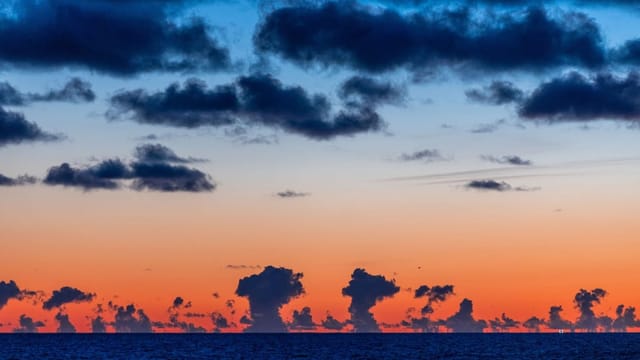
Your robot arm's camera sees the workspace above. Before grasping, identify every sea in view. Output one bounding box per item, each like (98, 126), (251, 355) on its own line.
(0, 333), (639, 359)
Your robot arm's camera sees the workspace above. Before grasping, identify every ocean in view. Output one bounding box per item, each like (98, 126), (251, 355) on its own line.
(0, 333), (639, 359)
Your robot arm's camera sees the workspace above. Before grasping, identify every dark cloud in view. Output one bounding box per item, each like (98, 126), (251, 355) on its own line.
(470, 119), (508, 134)
(399, 149), (446, 162)
(134, 143), (205, 164)
(522, 316), (545, 332)
(55, 312), (76, 333)
(481, 155), (532, 166)
(109, 74), (386, 140)
(574, 288), (606, 331)
(612, 305), (640, 332)
(519, 72), (640, 122)
(43, 286), (95, 310)
(489, 313), (520, 332)
(0, 82), (26, 106)
(466, 81), (524, 105)
(236, 265), (305, 332)
(26, 78), (96, 104)
(13, 315), (45, 333)
(465, 179), (512, 191)
(341, 268), (400, 332)
(414, 284), (455, 315)
(0, 281), (21, 309)
(0, 106), (62, 147)
(255, 3), (605, 75)
(0, 174), (37, 186)
(130, 162), (215, 192)
(321, 314), (346, 331)
(44, 145), (215, 192)
(338, 76), (406, 107)
(0, 0), (230, 75)
(444, 298), (487, 333)
(44, 161), (126, 190)
(548, 305), (573, 330)
(211, 312), (232, 332)
(276, 190), (309, 198)
(114, 304), (153, 333)
(289, 307), (316, 331)
(91, 316), (108, 333)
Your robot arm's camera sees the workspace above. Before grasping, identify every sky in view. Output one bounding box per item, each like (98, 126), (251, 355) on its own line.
(1, 0), (640, 333)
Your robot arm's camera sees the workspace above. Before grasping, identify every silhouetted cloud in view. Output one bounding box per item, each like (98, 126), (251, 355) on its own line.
(574, 288), (606, 331)
(43, 286), (95, 310)
(13, 315), (45, 333)
(43, 145), (215, 192)
(109, 74), (386, 140)
(465, 179), (537, 192)
(0, 106), (62, 147)
(255, 3), (605, 75)
(276, 190), (309, 198)
(399, 149), (446, 162)
(523, 316), (545, 332)
(91, 316), (108, 333)
(466, 81), (524, 105)
(414, 284), (455, 315)
(489, 313), (520, 332)
(114, 304), (153, 333)
(0, 281), (21, 309)
(612, 305), (640, 332)
(0, 78), (95, 106)
(338, 76), (406, 107)
(519, 72), (640, 122)
(134, 144), (206, 164)
(236, 265), (305, 332)
(342, 268), (400, 332)
(55, 312), (76, 333)
(289, 307), (316, 331)
(0, 174), (37, 186)
(481, 155), (532, 166)
(548, 305), (573, 330)
(211, 312), (232, 332)
(130, 162), (215, 192)
(444, 298), (487, 333)
(0, 0), (230, 75)
(321, 314), (346, 331)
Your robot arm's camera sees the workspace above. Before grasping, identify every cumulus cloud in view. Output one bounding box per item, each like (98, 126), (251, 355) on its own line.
(0, 106), (62, 147)
(321, 314), (346, 331)
(338, 76), (406, 107)
(0, 174), (37, 186)
(255, 3), (605, 75)
(466, 81), (524, 105)
(0, 0), (230, 75)
(91, 316), (108, 333)
(0, 281), (22, 309)
(236, 265), (305, 332)
(113, 304), (153, 333)
(444, 298), (487, 333)
(548, 305), (573, 330)
(289, 307), (316, 331)
(211, 312), (233, 332)
(342, 268), (400, 332)
(573, 288), (606, 331)
(134, 144), (205, 164)
(43, 286), (95, 310)
(109, 74), (386, 140)
(522, 316), (545, 332)
(465, 179), (537, 192)
(612, 305), (640, 332)
(13, 315), (45, 333)
(43, 145), (215, 192)
(519, 72), (640, 122)
(55, 312), (76, 333)
(480, 155), (532, 166)
(414, 284), (455, 315)
(489, 313), (520, 332)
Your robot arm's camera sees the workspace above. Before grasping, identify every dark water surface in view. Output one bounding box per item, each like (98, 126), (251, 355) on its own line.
(1, 333), (639, 359)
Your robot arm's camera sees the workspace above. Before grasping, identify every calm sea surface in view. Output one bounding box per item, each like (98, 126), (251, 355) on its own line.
(1, 334), (639, 359)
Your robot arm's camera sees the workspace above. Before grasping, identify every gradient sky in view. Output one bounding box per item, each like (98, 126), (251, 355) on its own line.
(1, 0), (640, 333)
